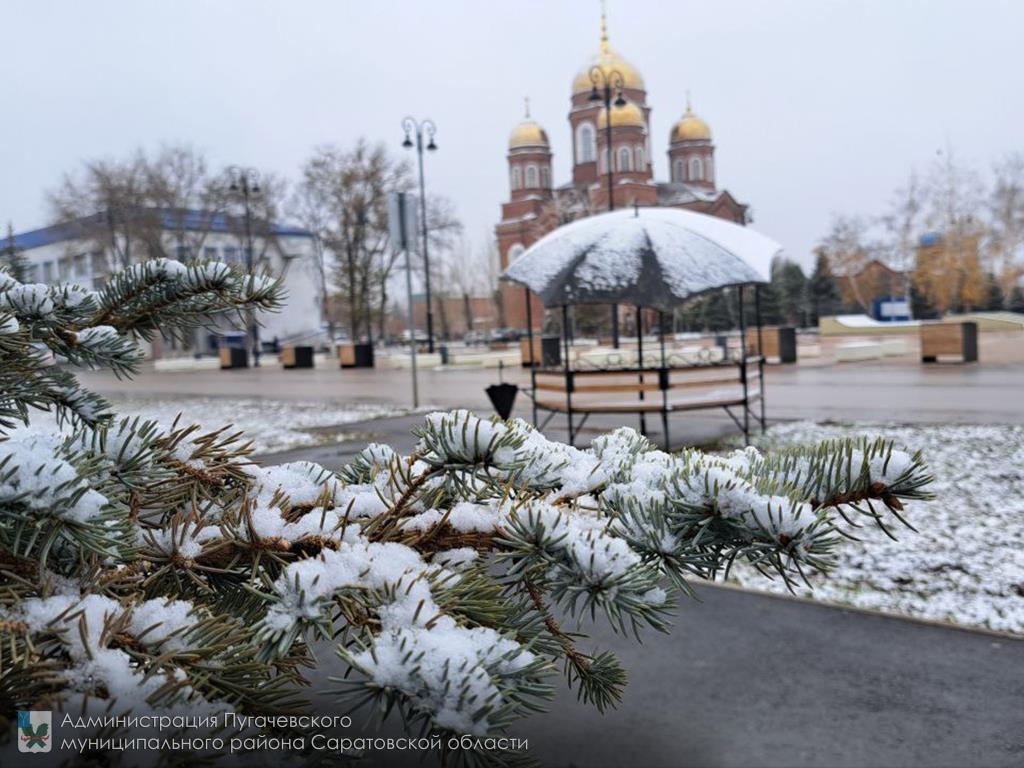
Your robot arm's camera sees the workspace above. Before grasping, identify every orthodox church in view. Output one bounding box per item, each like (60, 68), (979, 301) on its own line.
(496, 10), (750, 329)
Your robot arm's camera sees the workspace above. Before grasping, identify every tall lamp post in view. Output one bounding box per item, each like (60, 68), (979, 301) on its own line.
(227, 166), (262, 366)
(401, 117), (438, 353)
(589, 67), (627, 348)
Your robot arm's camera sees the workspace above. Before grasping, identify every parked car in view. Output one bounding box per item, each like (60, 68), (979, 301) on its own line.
(309, 327), (350, 352)
(489, 327), (522, 342)
(400, 329), (430, 344)
(463, 330), (487, 346)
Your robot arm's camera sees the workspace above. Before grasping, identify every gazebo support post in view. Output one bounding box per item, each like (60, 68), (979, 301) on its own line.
(658, 310), (669, 450)
(737, 286), (749, 444)
(754, 285), (766, 434)
(562, 304), (574, 445)
(525, 287), (537, 427)
(611, 305), (620, 348)
(635, 306), (647, 436)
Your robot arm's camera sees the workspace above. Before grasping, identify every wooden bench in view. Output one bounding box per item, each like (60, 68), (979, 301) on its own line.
(530, 358), (764, 447)
(921, 322), (977, 363)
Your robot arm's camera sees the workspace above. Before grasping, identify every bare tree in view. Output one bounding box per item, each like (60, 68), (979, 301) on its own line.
(376, 193), (457, 342)
(222, 170), (289, 267)
(146, 143), (231, 257)
(288, 181), (334, 346)
(918, 148), (986, 311)
(48, 149), (158, 270)
(418, 195), (464, 340)
(479, 233), (505, 328)
(818, 214), (873, 311)
(46, 144), (286, 276)
(437, 229), (503, 334)
(295, 141), (411, 342)
(880, 168), (923, 301)
(988, 153), (1024, 299)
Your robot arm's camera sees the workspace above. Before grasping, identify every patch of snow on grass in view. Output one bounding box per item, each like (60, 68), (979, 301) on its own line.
(27, 395), (410, 455)
(728, 421), (1024, 635)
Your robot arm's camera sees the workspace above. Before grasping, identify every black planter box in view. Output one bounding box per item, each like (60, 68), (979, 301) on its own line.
(282, 345), (314, 369)
(776, 327), (797, 363)
(219, 347), (248, 369)
(339, 342), (375, 368)
(921, 321), (978, 363)
(747, 326), (797, 364)
(521, 335), (562, 368)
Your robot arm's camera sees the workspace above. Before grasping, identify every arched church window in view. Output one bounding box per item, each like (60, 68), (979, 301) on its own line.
(511, 166), (522, 190)
(674, 159), (684, 182)
(618, 147), (632, 172)
(540, 166), (549, 188)
(577, 122), (596, 163)
(690, 156), (704, 181)
(705, 156), (714, 182)
(634, 145), (644, 171)
(525, 165), (538, 188)
(508, 243), (525, 265)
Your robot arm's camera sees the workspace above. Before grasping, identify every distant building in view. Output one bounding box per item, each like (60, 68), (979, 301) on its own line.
(833, 257), (910, 318)
(407, 294), (498, 340)
(6, 209), (321, 357)
(496, 9), (752, 329)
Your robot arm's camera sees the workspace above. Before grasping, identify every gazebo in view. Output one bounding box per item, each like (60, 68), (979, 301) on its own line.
(502, 207), (782, 448)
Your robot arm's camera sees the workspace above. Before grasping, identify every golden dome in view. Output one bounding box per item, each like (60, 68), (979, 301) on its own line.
(671, 100), (712, 142)
(598, 100), (645, 129)
(509, 118), (549, 149)
(571, 11), (645, 96)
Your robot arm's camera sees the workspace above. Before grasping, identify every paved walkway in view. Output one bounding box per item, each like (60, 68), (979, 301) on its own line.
(329, 583), (1024, 768)
(76, 352), (1024, 767)
(80, 355), (1024, 453)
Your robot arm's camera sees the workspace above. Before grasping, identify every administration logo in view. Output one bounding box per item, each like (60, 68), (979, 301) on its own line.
(18, 711), (52, 753)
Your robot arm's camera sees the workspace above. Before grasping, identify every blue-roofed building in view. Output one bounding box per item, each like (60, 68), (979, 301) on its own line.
(6, 208), (323, 358)
(6, 209), (315, 253)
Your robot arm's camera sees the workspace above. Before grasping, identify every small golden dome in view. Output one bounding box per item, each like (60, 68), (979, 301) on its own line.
(671, 101), (712, 142)
(571, 11), (645, 96)
(598, 100), (645, 129)
(509, 118), (549, 150)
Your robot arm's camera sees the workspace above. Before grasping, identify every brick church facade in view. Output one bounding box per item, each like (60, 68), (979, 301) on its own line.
(495, 11), (751, 329)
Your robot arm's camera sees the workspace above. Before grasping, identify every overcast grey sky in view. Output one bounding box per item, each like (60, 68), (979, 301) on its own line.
(2, 0), (1021, 267)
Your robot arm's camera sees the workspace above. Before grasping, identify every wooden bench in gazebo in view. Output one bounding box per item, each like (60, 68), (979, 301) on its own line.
(531, 357), (764, 447)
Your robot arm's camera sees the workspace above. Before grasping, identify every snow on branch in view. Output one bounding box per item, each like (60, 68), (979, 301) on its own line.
(0, 260), (283, 428)
(0, 259), (934, 764)
(1, 406), (934, 761)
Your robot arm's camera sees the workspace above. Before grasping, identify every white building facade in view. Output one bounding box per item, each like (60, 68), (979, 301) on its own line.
(7, 209), (323, 358)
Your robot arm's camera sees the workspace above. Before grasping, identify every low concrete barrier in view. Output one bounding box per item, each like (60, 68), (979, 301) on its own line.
(836, 341), (883, 362)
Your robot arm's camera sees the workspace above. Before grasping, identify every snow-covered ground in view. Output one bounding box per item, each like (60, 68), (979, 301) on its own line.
(29, 396), (410, 455)
(726, 422), (1024, 635)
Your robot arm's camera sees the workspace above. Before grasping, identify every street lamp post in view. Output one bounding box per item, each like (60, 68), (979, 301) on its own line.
(227, 166), (262, 367)
(401, 117), (438, 353)
(588, 66), (627, 348)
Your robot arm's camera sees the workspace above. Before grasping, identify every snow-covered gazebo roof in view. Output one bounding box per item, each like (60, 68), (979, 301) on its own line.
(503, 207), (781, 311)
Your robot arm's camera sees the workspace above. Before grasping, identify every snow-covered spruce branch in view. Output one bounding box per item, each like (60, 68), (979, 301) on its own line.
(0, 258), (934, 763)
(0, 261), (283, 426)
(92, 258), (282, 341)
(2, 406), (934, 762)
